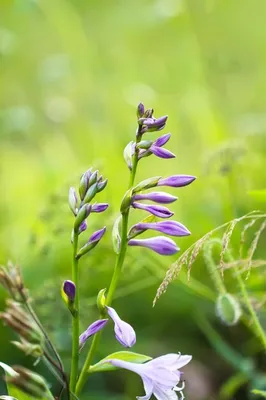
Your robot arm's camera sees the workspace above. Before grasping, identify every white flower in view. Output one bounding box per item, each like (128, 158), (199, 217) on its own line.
(108, 353), (191, 400)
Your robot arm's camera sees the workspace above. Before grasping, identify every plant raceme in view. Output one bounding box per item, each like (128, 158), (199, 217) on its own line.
(0, 103), (195, 400)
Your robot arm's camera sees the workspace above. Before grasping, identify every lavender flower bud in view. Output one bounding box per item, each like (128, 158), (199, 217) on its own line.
(133, 176), (161, 193)
(97, 178), (108, 193)
(150, 145), (176, 159)
(106, 306), (136, 348)
(68, 187), (78, 215)
(89, 170), (99, 186)
(128, 236), (179, 255)
(158, 175), (196, 188)
(79, 220), (87, 234)
(141, 116), (168, 133)
(74, 204), (91, 232)
(79, 319), (108, 351)
(76, 227), (106, 258)
(132, 202), (174, 218)
(129, 220), (191, 238)
(153, 133), (171, 147)
(137, 102), (145, 118)
(91, 203), (109, 213)
(83, 182), (98, 203)
(133, 192), (177, 204)
(79, 169), (92, 200)
(63, 280), (76, 302)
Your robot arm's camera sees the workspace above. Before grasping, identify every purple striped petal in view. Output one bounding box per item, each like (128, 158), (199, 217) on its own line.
(132, 202), (173, 218)
(153, 133), (171, 147)
(128, 236), (179, 255)
(158, 175), (196, 188)
(132, 221), (191, 237)
(150, 146), (176, 159)
(91, 203), (109, 213)
(79, 319), (108, 350)
(79, 220), (87, 234)
(133, 192), (177, 204)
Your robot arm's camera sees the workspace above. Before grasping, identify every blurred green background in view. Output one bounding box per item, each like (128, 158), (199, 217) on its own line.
(1, 0), (266, 399)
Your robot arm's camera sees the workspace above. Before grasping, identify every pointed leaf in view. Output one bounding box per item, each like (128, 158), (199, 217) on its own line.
(89, 351), (152, 373)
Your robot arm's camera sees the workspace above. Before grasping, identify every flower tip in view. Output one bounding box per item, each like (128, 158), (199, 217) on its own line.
(63, 280), (76, 302)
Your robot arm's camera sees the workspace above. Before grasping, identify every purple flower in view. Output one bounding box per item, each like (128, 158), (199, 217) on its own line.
(140, 116), (168, 134)
(89, 226), (106, 244)
(137, 103), (145, 118)
(150, 146), (176, 159)
(91, 203), (109, 213)
(63, 280), (76, 302)
(158, 175), (196, 188)
(133, 192), (177, 204)
(79, 220), (87, 234)
(107, 353), (192, 400)
(153, 133), (171, 147)
(128, 236), (179, 255)
(79, 319), (108, 350)
(106, 306), (136, 348)
(131, 221), (191, 237)
(132, 202), (174, 219)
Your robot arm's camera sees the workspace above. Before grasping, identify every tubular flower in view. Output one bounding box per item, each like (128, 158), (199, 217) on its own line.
(132, 202), (174, 219)
(106, 306), (136, 348)
(129, 221), (190, 238)
(79, 319), (108, 350)
(128, 236), (179, 256)
(157, 175), (196, 188)
(107, 353), (192, 400)
(133, 192), (177, 204)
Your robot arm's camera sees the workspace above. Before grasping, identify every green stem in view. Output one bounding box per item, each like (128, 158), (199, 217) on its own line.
(75, 136), (140, 396)
(70, 233), (80, 392)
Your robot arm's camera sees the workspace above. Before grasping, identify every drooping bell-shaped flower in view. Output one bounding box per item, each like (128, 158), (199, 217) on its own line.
(128, 236), (179, 256)
(79, 319), (108, 351)
(106, 306), (136, 348)
(107, 353), (192, 400)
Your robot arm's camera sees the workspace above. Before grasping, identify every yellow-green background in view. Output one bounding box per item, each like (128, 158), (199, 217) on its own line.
(1, 0), (266, 399)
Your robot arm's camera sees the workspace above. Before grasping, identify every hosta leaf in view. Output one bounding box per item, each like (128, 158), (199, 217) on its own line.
(89, 351), (152, 373)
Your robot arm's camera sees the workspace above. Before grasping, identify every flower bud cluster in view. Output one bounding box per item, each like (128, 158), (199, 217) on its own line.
(124, 103), (196, 256)
(68, 168), (109, 257)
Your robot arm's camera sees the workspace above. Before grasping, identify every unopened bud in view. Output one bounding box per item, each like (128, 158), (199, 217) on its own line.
(137, 140), (153, 150)
(68, 187), (78, 215)
(132, 176), (161, 193)
(143, 108), (154, 118)
(97, 178), (108, 193)
(89, 170), (98, 186)
(97, 288), (106, 313)
(216, 293), (242, 326)
(137, 103), (145, 118)
(123, 141), (134, 171)
(76, 227), (106, 259)
(83, 182), (98, 204)
(79, 169), (92, 200)
(74, 204), (91, 232)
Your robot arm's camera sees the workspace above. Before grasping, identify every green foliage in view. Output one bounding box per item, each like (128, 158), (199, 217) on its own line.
(89, 351), (152, 373)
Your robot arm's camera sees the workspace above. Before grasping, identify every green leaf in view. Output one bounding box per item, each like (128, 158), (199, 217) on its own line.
(89, 351), (152, 373)
(249, 190), (266, 202)
(252, 389), (266, 398)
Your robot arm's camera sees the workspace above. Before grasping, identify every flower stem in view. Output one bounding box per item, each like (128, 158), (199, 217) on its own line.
(70, 233), (80, 392)
(75, 139), (140, 396)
